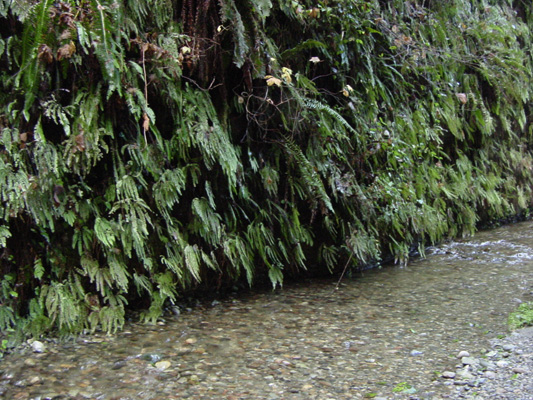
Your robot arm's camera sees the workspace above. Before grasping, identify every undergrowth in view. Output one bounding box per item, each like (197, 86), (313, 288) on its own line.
(0, 0), (531, 337)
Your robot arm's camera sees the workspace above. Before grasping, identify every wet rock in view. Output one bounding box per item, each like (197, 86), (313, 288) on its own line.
(155, 360), (171, 370)
(28, 376), (42, 385)
(24, 358), (37, 367)
(140, 353), (162, 363)
(13, 379), (27, 387)
(111, 360), (127, 370)
(173, 346), (192, 355)
(31, 341), (45, 353)
(247, 361), (263, 369)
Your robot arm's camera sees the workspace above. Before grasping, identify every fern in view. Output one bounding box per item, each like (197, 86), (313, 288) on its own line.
(17, 0), (54, 119)
(283, 138), (333, 212)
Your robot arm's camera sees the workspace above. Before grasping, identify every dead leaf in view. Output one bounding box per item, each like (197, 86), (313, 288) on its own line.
(38, 44), (54, 64)
(142, 113), (150, 132)
(308, 7), (319, 18)
(57, 41), (76, 60)
(75, 134), (86, 152)
(455, 93), (467, 104)
(342, 85), (354, 97)
(59, 29), (72, 41)
(265, 75), (282, 87)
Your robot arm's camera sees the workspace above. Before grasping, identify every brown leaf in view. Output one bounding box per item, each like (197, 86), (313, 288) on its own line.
(455, 93), (467, 104)
(142, 113), (150, 132)
(38, 44), (54, 64)
(59, 29), (72, 41)
(57, 41), (76, 60)
(308, 7), (320, 18)
(75, 134), (86, 152)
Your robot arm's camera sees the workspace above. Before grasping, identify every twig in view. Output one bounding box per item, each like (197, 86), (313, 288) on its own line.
(333, 252), (353, 293)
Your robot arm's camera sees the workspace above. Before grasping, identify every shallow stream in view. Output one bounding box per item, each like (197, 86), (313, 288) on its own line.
(1, 221), (533, 399)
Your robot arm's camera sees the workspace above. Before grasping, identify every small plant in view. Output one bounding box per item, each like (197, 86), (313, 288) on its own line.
(0, 338), (8, 359)
(364, 393), (377, 398)
(392, 382), (416, 394)
(508, 302), (533, 330)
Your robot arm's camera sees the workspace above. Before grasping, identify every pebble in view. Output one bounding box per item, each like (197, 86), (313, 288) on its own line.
(456, 369), (475, 381)
(461, 356), (478, 366)
(496, 360), (509, 368)
(484, 371), (496, 379)
(23, 358), (37, 366)
(155, 360), (171, 370)
(28, 376), (41, 385)
(457, 350), (470, 358)
(1, 227), (532, 400)
(112, 360), (127, 370)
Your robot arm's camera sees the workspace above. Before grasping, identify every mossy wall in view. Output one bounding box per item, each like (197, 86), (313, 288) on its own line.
(0, 0), (531, 336)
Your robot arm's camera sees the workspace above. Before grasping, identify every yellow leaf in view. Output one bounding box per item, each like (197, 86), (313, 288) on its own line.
(342, 85), (354, 97)
(265, 75), (282, 87)
(281, 67), (293, 84)
(281, 67), (292, 75)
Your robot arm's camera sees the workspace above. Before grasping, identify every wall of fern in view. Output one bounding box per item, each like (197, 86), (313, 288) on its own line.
(0, 0), (531, 337)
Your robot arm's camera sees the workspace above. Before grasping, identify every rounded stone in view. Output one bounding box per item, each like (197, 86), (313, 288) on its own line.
(442, 371), (456, 379)
(484, 371), (496, 379)
(496, 360), (509, 368)
(31, 341), (45, 353)
(461, 356), (478, 366)
(155, 360), (171, 370)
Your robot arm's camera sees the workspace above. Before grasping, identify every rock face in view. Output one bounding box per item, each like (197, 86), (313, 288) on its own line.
(449, 327), (533, 399)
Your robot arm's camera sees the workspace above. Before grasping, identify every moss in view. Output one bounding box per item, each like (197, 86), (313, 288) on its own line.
(509, 302), (533, 330)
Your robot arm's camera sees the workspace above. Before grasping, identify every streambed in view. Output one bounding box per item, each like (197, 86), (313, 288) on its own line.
(1, 221), (533, 399)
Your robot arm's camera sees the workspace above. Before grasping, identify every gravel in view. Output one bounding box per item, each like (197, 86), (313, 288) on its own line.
(451, 326), (533, 400)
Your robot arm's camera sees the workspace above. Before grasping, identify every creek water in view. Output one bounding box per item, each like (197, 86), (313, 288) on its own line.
(1, 222), (533, 400)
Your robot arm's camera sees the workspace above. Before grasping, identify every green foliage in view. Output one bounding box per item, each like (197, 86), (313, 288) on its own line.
(0, 0), (531, 337)
(508, 302), (533, 330)
(392, 381), (416, 394)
